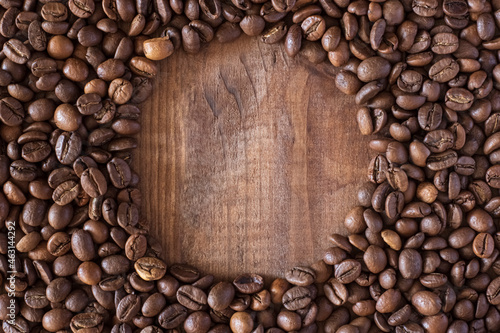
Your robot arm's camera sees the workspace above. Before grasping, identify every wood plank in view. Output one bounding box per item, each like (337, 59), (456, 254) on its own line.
(135, 35), (372, 280)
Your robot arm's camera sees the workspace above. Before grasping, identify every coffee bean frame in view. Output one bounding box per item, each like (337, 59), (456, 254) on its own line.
(0, 1), (499, 333)
(137, 36), (370, 280)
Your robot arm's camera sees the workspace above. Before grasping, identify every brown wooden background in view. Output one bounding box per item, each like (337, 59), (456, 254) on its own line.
(134, 35), (371, 280)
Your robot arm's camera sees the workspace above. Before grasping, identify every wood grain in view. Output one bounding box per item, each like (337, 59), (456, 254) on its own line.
(135, 35), (371, 280)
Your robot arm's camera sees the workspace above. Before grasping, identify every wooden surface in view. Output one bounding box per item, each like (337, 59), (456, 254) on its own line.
(134, 35), (371, 280)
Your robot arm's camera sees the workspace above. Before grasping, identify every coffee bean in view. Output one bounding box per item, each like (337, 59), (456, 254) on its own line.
(282, 286), (312, 310)
(130, 56), (158, 78)
(445, 88), (474, 111)
(301, 15), (325, 41)
(46, 277), (72, 303)
(70, 313), (104, 333)
(71, 229), (95, 261)
(285, 266), (316, 286)
(324, 278), (348, 306)
(24, 287), (49, 309)
(233, 273), (264, 294)
(55, 132), (82, 165)
(135, 256), (167, 281)
(411, 291), (442, 316)
(117, 294), (142, 322)
(176, 285), (208, 310)
(357, 57), (391, 82)
(334, 259), (362, 284)
(399, 249), (422, 279)
(42, 308), (72, 332)
(376, 288), (401, 313)
(0, 97), (24, 126)
(363, 245), (387, 274)
(80, 167), (107, 198)
(277, 310), (301, 331)
(473, 233), (494, 258)
(185, 311), (212, 333)
(4, 39), (30, 64)
(208, 281), (235, 310)
(230, 311), (254, 333)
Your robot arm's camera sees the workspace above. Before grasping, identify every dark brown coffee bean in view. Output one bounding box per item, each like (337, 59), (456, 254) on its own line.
(42, 309), (72, 332)
(158, 304), (188, 329)
(473, 233), (494, 259)
(323, 278), (348, 306)
(467, 208), (493, 232)
(0, 97), (24, 126)
(70, 313), (104, 333)
(55, 132), (82, 165)
(233, 273), (264, 294)
(0, 7), (19, 38)
(24, 287), (49, 309)
(129, 56), (158, 77)
(117, 294), (142, 322)
(374, 288), (400, 314)
(431, 32), (459, 54)
(71, 229), (95, 262)
(334, 259), (361, 284)
(429, 57), (459, 83)
(399, 249), (422, 279)
(177, 285), (208, 310)
(285, 266), (316, 286)
(4, 39), (30, 64)
(411, 291), (442, 317)
(426, 150), (458, 171)
(283, 286), (312, 310)
(208, 281), (235, 311)
(46, 277), (72, 303)
(80, 167), (107, 198)
(357, 57), (391, 82)
(28, 20), (47, 52)
(106, 157), (132, 189)
(100, 254), (130, 276)
(363, 245), (387, 274)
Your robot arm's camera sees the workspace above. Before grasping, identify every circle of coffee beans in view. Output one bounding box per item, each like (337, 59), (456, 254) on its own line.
(1, 0), (500, 332)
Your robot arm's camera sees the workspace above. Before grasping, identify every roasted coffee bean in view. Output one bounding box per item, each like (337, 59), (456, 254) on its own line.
(208, 282), (235, 311)
(429, 58), (459, 83)
(0, 97), (24, 126)
(357, 57), (391, 82)
(4, 39), (30, 64)
(159, 304), (188, 329)
(70, 313), (104, 333)
(445, 88), (474, 111)
(285, 266), (316, 286)
(431, 33), (459, 54)
(233, 273), (264, 293)
(55, 132), (82, 165)
(282, 286), (312, 310)
(124, 234), (147, 261)
(335, 259), (362, 284)
(42, 308), (72, 332)
(24, 287), (49, 309)
(177, 285), (208, 310)
(399, 249), (422, 279)
(411, 291), (442, 317)
(117, 294), (142, 322)
(80, 167), (107, 198)
(135, 257), (167, 281)
(473, 233), (494, 259)
(323, 278), (348, 305)
(71, 229), (95, 262)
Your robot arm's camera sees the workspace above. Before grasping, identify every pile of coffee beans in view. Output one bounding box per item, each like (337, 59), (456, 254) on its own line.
(1, 0), (500, 332)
